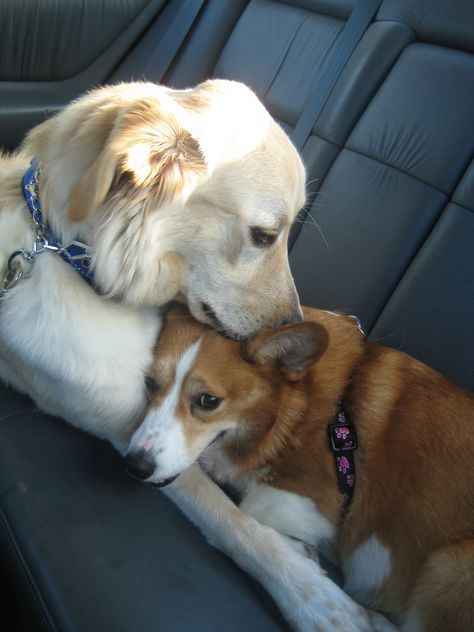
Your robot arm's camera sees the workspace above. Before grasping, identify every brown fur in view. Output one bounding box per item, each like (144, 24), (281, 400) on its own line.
(149, 305), (474, 628)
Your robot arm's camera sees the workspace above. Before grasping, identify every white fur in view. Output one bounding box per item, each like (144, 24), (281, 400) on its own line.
(344, 535), (392, 603)
(165, 464), (378, 632)
(0, 250), (160, 453)
(239, 484), (335, 547)
(0, 80), (304, 448)
(129, 338), (202, 481)
(201, 441), (244, 483)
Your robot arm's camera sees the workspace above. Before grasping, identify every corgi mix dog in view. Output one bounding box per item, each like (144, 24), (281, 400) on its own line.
(127, 305), (474, 631)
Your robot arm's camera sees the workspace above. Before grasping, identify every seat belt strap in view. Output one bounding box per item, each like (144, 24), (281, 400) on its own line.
(291, 0), (382, 149)
(143, 0), (206, 81)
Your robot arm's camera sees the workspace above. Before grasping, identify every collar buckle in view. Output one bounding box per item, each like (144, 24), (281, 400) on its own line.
(328, 422), (357, 453)
(1, 160), (95, 301)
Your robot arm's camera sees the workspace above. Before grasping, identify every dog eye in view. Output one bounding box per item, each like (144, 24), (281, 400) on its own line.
(250, 226), (277, 247)
(144, 376), (159, 399)
(195, 393), (221, 411)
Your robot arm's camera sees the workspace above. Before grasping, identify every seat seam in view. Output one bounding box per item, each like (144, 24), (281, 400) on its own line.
(450, 200), (474, 214)
(367, 196), (472, 337)
(263, 9), (312, 102)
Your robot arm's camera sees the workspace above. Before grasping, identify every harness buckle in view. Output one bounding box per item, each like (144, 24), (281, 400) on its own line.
(328, 423), (358, 452)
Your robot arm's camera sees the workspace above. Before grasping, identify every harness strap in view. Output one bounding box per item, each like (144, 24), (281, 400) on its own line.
(138, 0), (206, 83)
(328, 406), (358, 507)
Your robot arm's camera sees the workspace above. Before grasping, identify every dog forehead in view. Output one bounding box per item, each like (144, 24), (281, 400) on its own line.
(190, 334), (265, 396)
(157, 321), (249, 391)
(202, 152), (304, 228)
(154, 308), (206, 364)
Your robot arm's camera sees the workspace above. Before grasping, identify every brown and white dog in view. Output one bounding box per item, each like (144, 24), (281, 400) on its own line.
(128, 305), (474, 632)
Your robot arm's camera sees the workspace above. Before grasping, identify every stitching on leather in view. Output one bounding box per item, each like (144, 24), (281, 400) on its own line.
(0, 506), (57, 632)
(263, 9), (312, 102)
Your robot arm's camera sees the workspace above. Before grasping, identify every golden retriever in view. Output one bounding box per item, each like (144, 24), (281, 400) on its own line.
(0, 79), (304, 449)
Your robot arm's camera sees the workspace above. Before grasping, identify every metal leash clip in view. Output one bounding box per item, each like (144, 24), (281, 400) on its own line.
(1, 250), (31, 298)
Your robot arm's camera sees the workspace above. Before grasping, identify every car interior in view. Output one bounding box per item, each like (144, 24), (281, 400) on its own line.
(0, 0), (473, 630)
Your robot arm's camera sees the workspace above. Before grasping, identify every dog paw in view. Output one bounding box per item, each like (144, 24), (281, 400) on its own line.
(272, 555), (374, 632)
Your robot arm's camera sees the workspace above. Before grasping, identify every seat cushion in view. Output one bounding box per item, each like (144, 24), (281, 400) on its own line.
(0, 386), (287, 632)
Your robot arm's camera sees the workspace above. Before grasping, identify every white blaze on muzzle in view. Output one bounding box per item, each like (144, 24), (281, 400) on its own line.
(129, 337), (202, 482)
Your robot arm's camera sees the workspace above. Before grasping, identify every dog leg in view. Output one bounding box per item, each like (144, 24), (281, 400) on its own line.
(402, 539), (474, 632)
(164, 463), (379, 632)
(279, 534), (320, 561)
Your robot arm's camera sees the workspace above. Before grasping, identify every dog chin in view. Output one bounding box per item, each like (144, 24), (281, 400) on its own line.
(189, 300), (257, 340)
(187, 300), (241, 339)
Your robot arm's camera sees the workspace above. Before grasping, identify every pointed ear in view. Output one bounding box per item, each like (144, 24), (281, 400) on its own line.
(68, 99), (207, 222)
(242, 322), (328, 379)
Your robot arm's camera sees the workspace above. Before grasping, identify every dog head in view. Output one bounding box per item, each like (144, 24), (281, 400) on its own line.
(25, 80), (305, 337)
(126, 305), (329, 486)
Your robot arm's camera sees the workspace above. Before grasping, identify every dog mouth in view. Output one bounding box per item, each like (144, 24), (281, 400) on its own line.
(200, 302), (243, 340)
(149, 475), (179, 488)
(208, 430), (227, 447)
(200, 302), (221, 327)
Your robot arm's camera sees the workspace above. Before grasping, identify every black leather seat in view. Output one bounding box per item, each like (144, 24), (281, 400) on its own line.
(0, 0), (473, 630)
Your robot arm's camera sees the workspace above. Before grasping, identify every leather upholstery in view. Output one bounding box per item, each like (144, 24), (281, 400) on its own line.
(0, 0), (167, 149)
(0, 0), (473, 629)
(0, 404), (286, 631)
(0, 0), (152, 81)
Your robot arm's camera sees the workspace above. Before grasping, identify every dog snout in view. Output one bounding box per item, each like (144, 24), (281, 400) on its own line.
(125, 449), (155, 481)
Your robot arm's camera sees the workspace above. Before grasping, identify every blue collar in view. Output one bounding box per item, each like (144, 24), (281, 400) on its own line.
(22, 161), (94, 285)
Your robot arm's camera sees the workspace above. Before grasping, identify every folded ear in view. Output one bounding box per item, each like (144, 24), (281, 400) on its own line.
(68, 148), (119, 222)
(69, 99), (207, 222)
(241, 322), (328, 379)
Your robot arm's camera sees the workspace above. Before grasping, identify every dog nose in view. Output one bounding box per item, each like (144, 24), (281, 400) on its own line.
(125, 449), (155, 480)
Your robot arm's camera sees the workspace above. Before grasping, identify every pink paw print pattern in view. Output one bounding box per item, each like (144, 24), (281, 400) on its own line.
(337, 456), (350, 474)
(329, 410), (357, 507)
(336, 426), (350, 440)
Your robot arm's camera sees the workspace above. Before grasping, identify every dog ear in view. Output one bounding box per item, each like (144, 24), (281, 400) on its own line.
(68, 99), (207, 222)
(68, 148), (119, 222)
(242, 322), (328, 379)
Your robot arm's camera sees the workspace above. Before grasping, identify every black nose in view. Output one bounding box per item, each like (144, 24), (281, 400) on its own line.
(125, 449), (155, 481)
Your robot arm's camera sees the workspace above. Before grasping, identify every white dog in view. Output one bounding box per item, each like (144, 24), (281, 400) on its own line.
(0, 79), (304, 449)
(0, 80), (358, 630)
